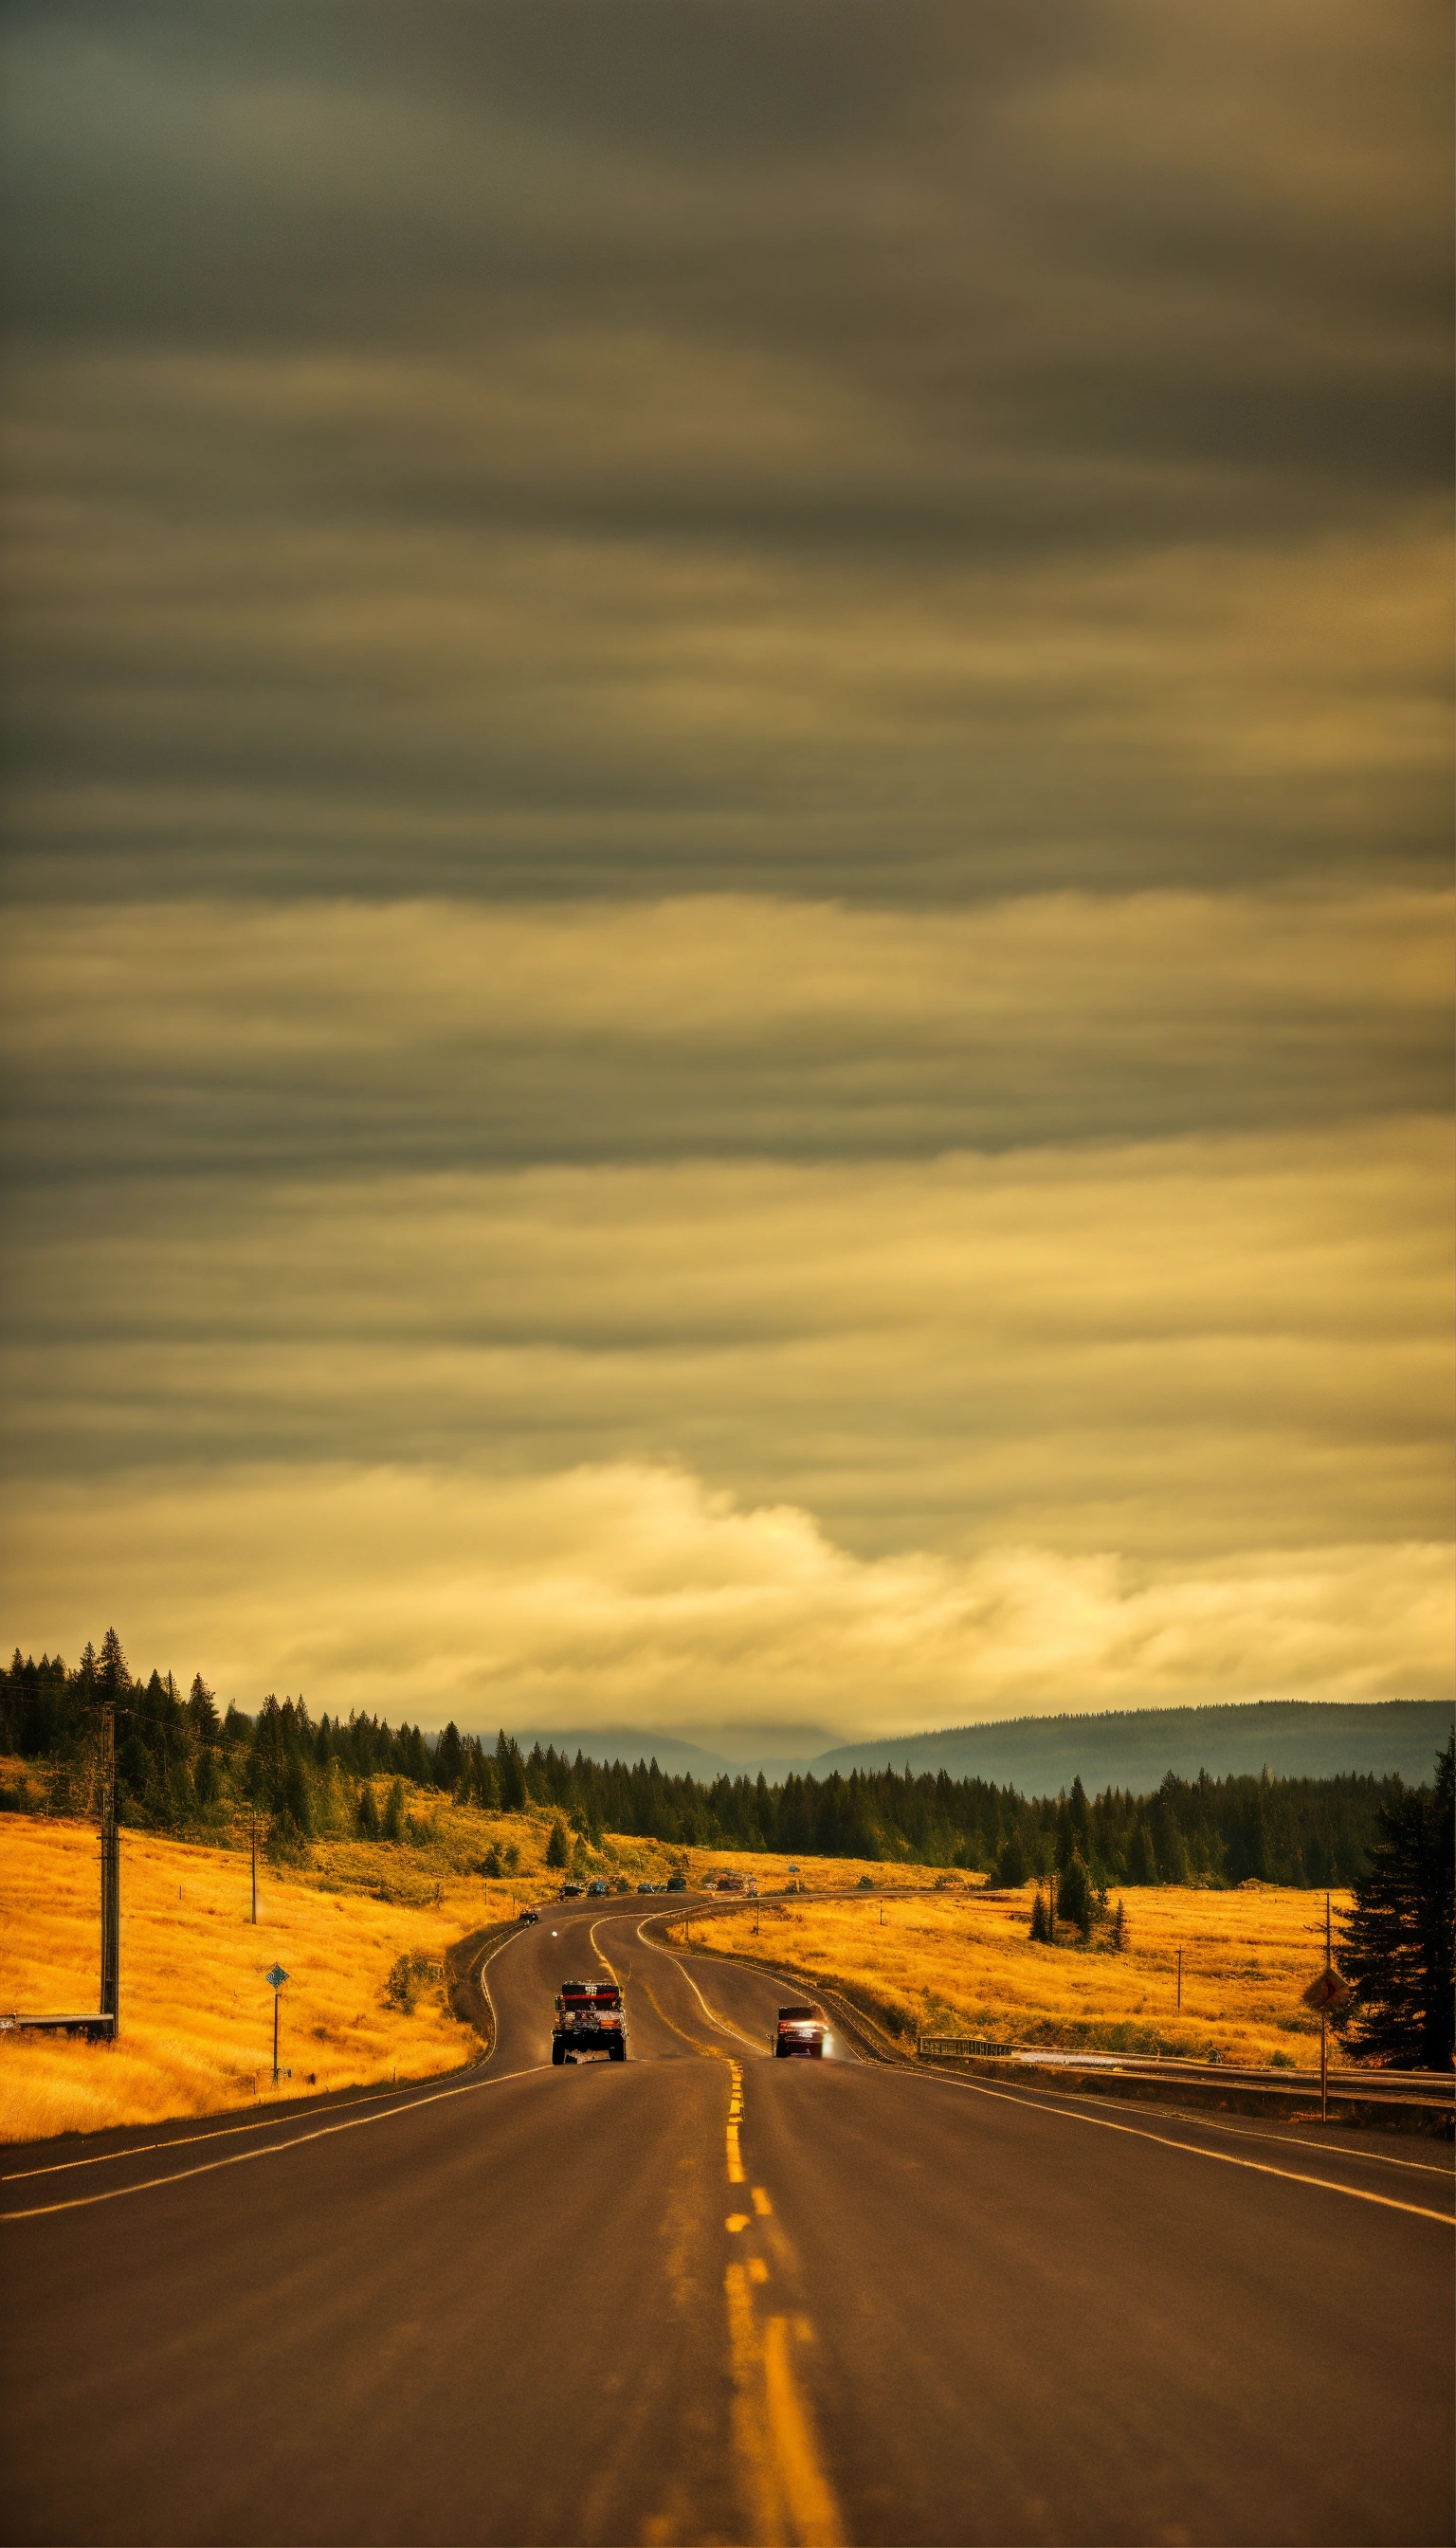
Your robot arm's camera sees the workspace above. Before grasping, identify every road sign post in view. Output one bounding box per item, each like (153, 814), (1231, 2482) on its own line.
(265, 1963), (289, 2084)
(1301, 1899), (1351, 2122)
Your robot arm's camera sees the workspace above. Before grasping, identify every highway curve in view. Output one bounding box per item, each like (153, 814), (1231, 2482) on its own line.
(1, 1898), (1451, 2546)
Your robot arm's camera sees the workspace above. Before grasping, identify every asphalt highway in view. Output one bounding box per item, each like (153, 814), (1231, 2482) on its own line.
(2, 1900), (1451, 2546)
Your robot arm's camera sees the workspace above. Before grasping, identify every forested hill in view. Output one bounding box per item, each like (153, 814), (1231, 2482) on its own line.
(812, 1700), (1454, 1793)
(3, 1636), (1449, 1891)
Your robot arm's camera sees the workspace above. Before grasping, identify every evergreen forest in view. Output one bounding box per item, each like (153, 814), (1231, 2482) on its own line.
(0, 1633), (1432, 1892)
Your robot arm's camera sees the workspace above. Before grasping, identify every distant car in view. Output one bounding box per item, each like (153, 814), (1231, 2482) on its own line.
(518, 1908), (538, 1925)
(587, 1880), (608, 1896)
(560, 1883), (584, 1899)
(637, 1881), (655, 1893)
(665, 1874), (686, 1891)
(774, 2004), (828, 2059)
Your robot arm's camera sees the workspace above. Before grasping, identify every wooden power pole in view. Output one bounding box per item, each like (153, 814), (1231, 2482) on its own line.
(99, 1697), (119, 2034)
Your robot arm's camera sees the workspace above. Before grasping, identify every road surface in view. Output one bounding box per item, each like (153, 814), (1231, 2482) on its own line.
(2, 1899), (1451, 2545)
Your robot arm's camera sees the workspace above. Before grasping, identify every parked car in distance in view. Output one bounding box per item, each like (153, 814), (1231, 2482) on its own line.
(665, 1874), (687, 1891)
(518, 1908), (538, 1925)
(560, 1882), (584, 1899)
(587, 1879), (608, 1895)
(774, 2004), (828, 2059)
(637, 1881), (655, 1893)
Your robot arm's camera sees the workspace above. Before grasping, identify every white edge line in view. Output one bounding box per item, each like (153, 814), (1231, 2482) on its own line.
(904, 2063), (1455, 2227)
(634, 1918), (768, 2053)
(1, 1922), (530, 2210)
(2, 1924), (524, 2189)
(2, 2062), (546, 2222)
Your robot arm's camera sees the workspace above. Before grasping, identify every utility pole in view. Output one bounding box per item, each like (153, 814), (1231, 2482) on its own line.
(99, 1696), (119, 2034)
(251, 1807), (258, 1923)
(1321, 1892), (1330, 2124)
(1176, 1946), (1182, 2011)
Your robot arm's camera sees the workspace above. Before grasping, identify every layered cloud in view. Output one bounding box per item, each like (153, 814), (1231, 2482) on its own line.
(0, 9), (1449, 1737)
(3, 1459), (1449, 1738)
(2, 4), (1448, 902)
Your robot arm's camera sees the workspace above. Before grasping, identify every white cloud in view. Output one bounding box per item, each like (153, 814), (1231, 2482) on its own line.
(2, 1459), (1448, 1738)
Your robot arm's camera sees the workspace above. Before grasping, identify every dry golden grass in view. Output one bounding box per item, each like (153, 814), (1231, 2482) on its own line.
(0, 1788), (779, 2144)
(704, 1882), (1354, 2069)
(0, 1815), (506, 2144)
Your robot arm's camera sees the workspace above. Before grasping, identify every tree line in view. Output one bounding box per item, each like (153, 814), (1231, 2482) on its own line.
(0, 1632), (1429, 1889)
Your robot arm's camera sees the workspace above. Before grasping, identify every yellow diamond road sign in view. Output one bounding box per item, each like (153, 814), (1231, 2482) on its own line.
(1301, 1964), (1352, 2013)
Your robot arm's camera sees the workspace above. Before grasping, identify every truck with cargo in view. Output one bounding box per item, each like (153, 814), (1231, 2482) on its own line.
(552, 1977), (628, 2064)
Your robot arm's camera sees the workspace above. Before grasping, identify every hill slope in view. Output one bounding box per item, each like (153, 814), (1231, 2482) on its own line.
(810, 1700), (1453, 1795)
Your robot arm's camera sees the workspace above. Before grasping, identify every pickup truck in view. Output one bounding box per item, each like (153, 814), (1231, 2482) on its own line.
(553, 1978), (628, 2064)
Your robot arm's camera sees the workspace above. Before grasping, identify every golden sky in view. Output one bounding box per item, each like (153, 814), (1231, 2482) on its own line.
(1, 4), (1450, 1751)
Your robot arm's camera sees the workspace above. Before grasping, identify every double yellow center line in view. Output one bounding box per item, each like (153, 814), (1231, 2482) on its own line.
(720, 2059), (843, 2544)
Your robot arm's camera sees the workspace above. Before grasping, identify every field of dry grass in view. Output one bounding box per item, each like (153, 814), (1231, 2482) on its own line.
(0, 1786), (861, 2144)
(701, 1882), (1352, 2069)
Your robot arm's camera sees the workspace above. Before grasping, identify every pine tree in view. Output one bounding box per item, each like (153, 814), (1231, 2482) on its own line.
(546, 1818), (569, 1869)
(1129, 1818), (1158, 1885)
(187, 1674), (219, 1741)
(357, 1783), (380, 1838)
(98, 1627), (129, 1698)
(496, 1731), (527, 1814)
(1059, 1851), (1094, 1938)
(1335, 1734), (1454, 2070)
(1113, 1897), (1127, 1950)
(382, 1777), (406, 1842)
(997, 1829), (1028, 1887)
(1029, 1886), (1049, 1944)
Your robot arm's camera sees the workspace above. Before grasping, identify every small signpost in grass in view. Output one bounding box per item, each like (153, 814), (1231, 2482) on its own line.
(265, 1963), (289, 2086)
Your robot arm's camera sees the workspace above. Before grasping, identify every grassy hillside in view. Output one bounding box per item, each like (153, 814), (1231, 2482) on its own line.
(0, 1777), (699, 2145)
(0, 1777), (923, 2143)
(814, 1699), (1455, 1793)
(697, 1884), (1353, 2070)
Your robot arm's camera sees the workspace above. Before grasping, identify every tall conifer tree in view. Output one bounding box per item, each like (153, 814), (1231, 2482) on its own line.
(1335, 1735), (1454, 2069)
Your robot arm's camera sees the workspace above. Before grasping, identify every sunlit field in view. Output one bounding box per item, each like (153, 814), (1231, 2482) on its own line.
(0, 1815), (507, 2144)
(0, 1785), (901, 2144)
(700, 1883), (1355, 2069)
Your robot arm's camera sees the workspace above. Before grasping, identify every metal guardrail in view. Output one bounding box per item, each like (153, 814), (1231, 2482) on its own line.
(919, 2035), (1016, 2060)
(915, 2034), (1454, 2102)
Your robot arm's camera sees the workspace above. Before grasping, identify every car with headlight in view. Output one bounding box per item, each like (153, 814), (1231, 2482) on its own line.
(774, 2004), (828, 2058)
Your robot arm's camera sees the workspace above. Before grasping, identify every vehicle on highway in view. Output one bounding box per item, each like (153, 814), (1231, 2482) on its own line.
(665, 1873), (686, 1891)
(636, 1881), (655, 1893)
(774, 2003), (828, 2058)
(518, 1908), (538, 1925)
(560, 1882), (584, 1898)
(587, 1879), (608, 1895)
(715, 1872), (746, 1893)
(553, 1977), (628, 2064)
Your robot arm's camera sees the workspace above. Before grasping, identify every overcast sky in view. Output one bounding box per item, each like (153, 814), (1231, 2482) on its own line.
(1, 3), (1450, 1748)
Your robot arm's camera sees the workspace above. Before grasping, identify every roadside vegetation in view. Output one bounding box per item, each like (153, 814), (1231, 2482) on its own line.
(0, 1780), (692, 2145)
(699, 1884), (1358, 2070)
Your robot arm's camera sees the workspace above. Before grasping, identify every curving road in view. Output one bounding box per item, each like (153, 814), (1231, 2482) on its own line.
(1, 1899), (1451, 2545)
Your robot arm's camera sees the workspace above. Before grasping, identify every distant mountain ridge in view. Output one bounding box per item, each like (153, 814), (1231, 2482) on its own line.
(502, 1699), (1452, 1796)
(809, 1700), (1453, 1795)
